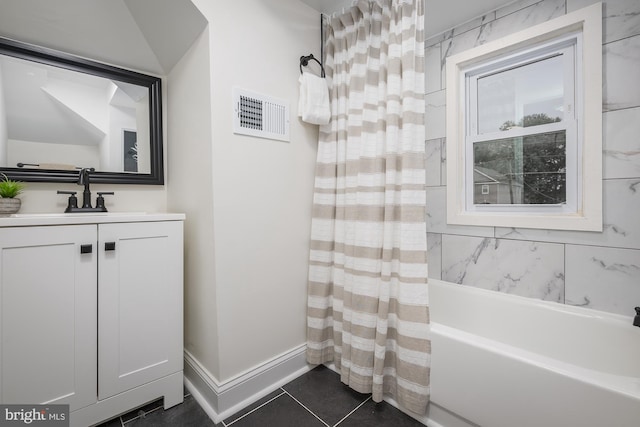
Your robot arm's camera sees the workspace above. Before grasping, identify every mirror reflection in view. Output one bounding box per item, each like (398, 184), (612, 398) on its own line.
(0, 37), (163, 185)
(0, 54), (150, 174)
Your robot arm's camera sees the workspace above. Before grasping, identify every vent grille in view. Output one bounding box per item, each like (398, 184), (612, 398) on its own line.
(239, 95), (262, 130)
(233, 88), (289, 142)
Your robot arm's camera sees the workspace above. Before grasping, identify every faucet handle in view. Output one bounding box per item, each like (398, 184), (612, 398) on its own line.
(95, 192), (114, 211)
(57, 190), (78, 213)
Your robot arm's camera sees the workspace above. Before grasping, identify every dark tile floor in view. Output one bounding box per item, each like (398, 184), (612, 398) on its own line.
(97, 365), (424, 427)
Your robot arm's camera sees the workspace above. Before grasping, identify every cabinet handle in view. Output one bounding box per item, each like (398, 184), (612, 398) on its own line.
(105, 242), (116, 251)
(80, 244), (93, 254)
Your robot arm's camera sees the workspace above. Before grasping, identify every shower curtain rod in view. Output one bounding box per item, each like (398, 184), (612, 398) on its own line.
(321, 13), (323, 70)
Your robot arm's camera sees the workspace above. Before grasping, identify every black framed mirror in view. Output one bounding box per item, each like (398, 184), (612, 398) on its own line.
(0, 37), (163, 184)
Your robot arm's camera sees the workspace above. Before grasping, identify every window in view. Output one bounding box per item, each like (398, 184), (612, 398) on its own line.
(446, 3), (602, 231)
(467, 36), (578, 212)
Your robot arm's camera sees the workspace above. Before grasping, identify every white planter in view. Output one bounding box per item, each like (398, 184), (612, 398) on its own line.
(0, 198), (21, 216)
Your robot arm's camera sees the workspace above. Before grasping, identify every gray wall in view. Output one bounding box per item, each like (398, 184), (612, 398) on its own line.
(425, 0), (640, 316)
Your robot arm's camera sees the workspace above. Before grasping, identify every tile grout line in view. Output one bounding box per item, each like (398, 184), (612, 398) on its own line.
(224, 391), (287, 427)
(332, 396), (372, 427)
(282, 389), (330, 427)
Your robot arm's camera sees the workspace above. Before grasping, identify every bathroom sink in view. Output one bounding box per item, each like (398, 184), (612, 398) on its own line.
(11, 213), (108, 218)
(1, 212), (183, 227)
(0, 212), (149, 225)
(8, 212), (147, 218)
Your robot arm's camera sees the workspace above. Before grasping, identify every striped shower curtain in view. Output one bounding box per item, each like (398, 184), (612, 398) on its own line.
(306, 0), (430, 415)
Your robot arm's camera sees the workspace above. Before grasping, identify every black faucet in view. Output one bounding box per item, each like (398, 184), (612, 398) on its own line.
(78, 167), (94, 209)
(57, 167), (114, 212)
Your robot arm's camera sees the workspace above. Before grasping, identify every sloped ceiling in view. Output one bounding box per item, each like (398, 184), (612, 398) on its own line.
(0, 0), (207, 75)
(123, 0), (208, 74)
(0, 0), (513, 73)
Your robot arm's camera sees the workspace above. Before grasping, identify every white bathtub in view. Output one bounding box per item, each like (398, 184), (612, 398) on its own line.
(428, 279), (640, 427)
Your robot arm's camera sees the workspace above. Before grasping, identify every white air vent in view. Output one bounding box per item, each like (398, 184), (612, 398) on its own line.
(233, 88), (290, 142)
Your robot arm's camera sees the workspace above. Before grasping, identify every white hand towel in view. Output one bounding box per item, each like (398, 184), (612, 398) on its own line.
(298, 72), (330, 125)
(298, 74), (307, 118)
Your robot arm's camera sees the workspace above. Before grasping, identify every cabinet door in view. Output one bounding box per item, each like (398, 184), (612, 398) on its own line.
(98, 221), (183, 399)
(0, 225), (97, 411)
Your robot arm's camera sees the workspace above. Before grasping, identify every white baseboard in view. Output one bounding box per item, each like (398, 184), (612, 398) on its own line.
(184, 348), (473, 427)
(183, 344), (312, 424)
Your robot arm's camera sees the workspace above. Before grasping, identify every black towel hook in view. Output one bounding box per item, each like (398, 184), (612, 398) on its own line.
(300, 54), (325, 78)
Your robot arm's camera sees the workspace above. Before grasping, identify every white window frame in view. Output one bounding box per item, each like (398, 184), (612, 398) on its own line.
(446, 3), (602, 231)
(466, 36), (579, 214)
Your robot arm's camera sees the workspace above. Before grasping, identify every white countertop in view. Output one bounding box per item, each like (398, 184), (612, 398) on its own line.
(0, 212), (185, 227)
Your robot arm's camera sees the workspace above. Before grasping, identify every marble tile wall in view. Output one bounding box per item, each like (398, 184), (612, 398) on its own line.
(425, 0), (640, 316)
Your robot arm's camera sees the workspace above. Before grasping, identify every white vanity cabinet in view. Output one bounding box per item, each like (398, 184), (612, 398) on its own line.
(0, 225), (98, 411)
(97, 221), (183, 399)
(0, 214), (185, 427)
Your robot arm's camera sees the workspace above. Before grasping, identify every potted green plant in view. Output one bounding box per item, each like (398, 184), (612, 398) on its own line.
(0, 174), (25, 216)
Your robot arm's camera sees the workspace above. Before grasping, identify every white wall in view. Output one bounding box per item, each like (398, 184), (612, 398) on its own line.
(135, 96), (150, 174)
(167, 27), (220, 380)
(107, 105), (136, 171)
(177, 0), (320, 388)
(208, 0), (319, 383)
(7, 139), (100, 169)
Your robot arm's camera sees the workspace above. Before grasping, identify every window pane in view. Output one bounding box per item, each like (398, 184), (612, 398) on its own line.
(477, 55), (565, 134)
(473, 131), (566, 205)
